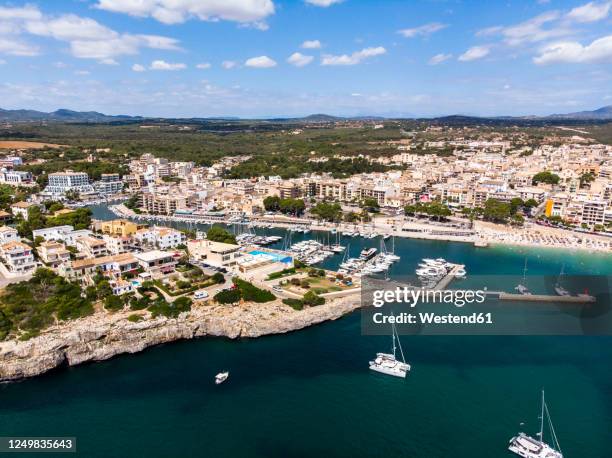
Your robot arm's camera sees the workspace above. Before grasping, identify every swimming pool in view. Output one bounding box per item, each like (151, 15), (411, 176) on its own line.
(248, 250), (293, 264)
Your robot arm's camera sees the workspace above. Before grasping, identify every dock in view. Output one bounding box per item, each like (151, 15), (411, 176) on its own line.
(432, 264), (463, 290)
(497, 292), (595, 303)
(431, 265), (596, 304)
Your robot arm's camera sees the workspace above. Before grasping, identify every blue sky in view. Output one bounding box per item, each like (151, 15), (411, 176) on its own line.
(0, 0), (611, 117)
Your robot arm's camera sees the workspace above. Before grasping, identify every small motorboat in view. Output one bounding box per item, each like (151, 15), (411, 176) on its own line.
(215, 371), (229, 385)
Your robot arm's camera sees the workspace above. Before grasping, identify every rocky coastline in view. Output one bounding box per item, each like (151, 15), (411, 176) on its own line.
(0, 295), (360, 382)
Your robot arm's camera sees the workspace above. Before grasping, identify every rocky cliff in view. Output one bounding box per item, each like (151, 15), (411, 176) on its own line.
(0, 296), (360, 382)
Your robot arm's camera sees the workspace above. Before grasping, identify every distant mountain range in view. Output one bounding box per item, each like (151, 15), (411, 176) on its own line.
(544, 105), (612, 120)
(0, 108), (142, 122)
(1, 105), (611, 123)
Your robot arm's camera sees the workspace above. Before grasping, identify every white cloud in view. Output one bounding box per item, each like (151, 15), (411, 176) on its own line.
(304, 0), (343, 6)
(25, 14), (116, 41)
(245, 55), (277, 68)
(428, 53), (452, 65)
(398, 22), (447, 38)
(132, 63), (146, 72)
(222, 60), (237, 69)
(301, 40), (322, 49)
(96, 0), (275, 26)
(196, 62), (211, 69)
(0, 59), (5, 65)
(478, 11), (573, 47)
(0, 5), (181, 64)
(321, 46), (386, 65)
(0, 38), (38, 56)
(567, 1), (612, 23)
(150, 60), (186, 70)
(75, 70), (90, 75)
(0, 5), (42, 21)
(534, 35), (612, 64)
(287, 52), (313, 67)
(458, 46), (490, 61)
(68, 34), (179, 64)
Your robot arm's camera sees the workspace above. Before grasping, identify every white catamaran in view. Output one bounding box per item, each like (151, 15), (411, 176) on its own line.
(369, 320), (411, 378)
(508, 391), (563, 458)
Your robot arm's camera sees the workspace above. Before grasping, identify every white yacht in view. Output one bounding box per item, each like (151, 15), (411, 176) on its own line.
(360, 247), (377, 260)
(215, 371), (229, 385)
(554, 264), (570, 297)
(508, 391), (563, 458)
(369, 320), (411, 378)
(516, 258), (531, 295)
(454, 266), (467, 278)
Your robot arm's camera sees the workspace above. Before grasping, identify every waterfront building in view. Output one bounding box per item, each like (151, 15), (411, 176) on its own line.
(42, 170), (96, 199)
(99, 219), (144, 237)
(0, 241), (36, 274)
(32, 225), (75, 242)
(37, 241), (71, 267)
(59, 253), (140, 282)
(95, 173), (123, 195)
(134, 226), (186, 250)
(134, 250), (177, 276)
(187, 239), (241, 269)
(75, 236), (109, 258)
(109, 278), (134, 296)
(102, 234), (134, 255)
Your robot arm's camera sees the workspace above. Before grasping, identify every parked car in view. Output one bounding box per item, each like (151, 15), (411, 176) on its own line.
(193, 290), (209, 300)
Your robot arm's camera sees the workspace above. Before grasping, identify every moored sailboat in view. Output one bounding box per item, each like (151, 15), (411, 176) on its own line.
(508, 390), (563, 458)
(369, 319), (411, 378)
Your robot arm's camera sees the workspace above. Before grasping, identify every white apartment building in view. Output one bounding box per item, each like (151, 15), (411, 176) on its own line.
(75, 236), (109, 258)
(581, 200), (606, 226)
(134, 226), (186, 249)
(10, 201), (39, 220)
(102, 234), (133, 255)
(37, 241), (71, 267)
(42, 171), (96, 199)
(95, 173), (123, 195)
(0, 241), (36, 274)
(0, 170), (33, 185)
(33, 225), (75, 242)
(0, 226), (19, 244)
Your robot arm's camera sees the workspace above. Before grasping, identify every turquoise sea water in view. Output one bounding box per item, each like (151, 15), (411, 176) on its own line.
(1, 205), (611, 457)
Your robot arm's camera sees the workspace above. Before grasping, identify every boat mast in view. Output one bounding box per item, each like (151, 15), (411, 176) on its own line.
(544, 399), (563, 453)
(391, 322), (397, 358)
(539, 390), (545, 444)
(391, 321), (406, 363)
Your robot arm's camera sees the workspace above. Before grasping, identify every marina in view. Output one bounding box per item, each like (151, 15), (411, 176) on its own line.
(1, 201), (610, 458)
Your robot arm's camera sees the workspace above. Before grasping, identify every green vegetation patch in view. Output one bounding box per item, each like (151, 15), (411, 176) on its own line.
(0, 268), (93, 340)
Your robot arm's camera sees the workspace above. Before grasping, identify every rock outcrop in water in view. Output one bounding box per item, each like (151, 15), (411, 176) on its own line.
(0, 296), (360, 382)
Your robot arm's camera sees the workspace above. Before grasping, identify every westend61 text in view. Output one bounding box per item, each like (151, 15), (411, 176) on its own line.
(372, 288), (487, 308)
(372, 312), (494, 325)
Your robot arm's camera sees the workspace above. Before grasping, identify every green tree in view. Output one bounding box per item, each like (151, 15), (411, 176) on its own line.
(509, 197), (524, 215)
(579, 172), (595, 188)
(310, 202), (343, 222)
(483, 199), (511, 223)
(361, 197), (380, 213)
(303, 291), (325, 306)
(214, 288), (241, 304)
(206, 225), (237, 244)
(104, 295), (124, 311)
(263, 195), (281, 212)
(532, 171), (560, 185)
